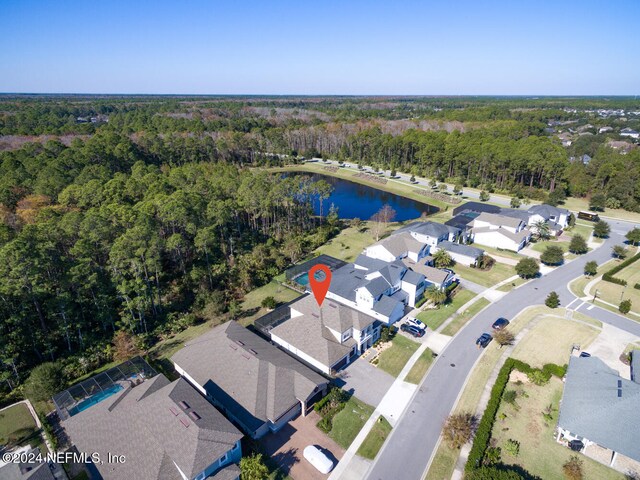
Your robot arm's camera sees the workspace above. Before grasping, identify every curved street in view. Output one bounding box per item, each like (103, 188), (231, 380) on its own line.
(366, 218), (639, 480)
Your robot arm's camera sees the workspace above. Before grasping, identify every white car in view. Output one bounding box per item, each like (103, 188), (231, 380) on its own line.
(406, 317), (426, 331)
(303, 445), (334, 474)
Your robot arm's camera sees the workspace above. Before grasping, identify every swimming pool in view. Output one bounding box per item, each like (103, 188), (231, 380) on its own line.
(68, 384), (124, 416)
(294, 269), (328, 289)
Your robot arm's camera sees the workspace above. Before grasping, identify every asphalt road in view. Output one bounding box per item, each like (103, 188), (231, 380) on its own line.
(367, 218), (639, 480)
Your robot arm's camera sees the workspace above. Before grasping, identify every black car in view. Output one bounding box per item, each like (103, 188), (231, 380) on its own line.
(579, 352), (591, 358)
(492, 318), (510, 330)
(476, 333), (492, 348)
(401, 324), (425, 338)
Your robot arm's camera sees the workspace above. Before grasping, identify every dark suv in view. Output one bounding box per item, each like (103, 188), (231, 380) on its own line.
(476, 333), (492, 348)
(401, 324), (425, 338)
(492, 318), (510, 330)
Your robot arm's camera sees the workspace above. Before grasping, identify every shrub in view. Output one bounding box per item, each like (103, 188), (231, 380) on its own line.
(612, 245), (628, 259)
(24, 362), (65, 402)
(510, 197), (521, 208)
(542, 363), (567, 378)
(619, 299), (632, 315)
(593, 220), (611, 238)
(527, 369), (550, 386)
(540, 246), (564, 265)
(482, 446), (501, 466)
(503, 390), (517, 405)
(568, 234), (588, 254)
(504, 439), (520, 457)
(317, 416), (332, 433)
(479, 190), (490, 202)
(443, 412), (476, 449)
(466, 466), (530, 480)
(515, 257), (539, 279)
(38, 413), (58, 451)
(584, 261), (598, 276)
(261, 296), (277, 309)
(545, 291), (560, 308)
(563, 455), (584, 480)
(494, 329), (515, 348)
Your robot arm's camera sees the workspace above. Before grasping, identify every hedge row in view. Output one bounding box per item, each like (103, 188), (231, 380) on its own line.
(602, 252), (640, 286)
(465, 358), (566, 473)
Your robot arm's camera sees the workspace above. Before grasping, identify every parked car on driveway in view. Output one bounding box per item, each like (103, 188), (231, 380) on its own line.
(303, 445), (334, 474)
(476, 333), (492, 348)
(401, 324), (425, 338)
(579, 351), (591, 358)
(406, 317), (426, 331)
(492, 318), (510, 330)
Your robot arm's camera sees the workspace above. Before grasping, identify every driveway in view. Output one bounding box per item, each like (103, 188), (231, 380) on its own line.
(335, 357), (394, 407)
(583, 323), (639, 379)
(261, 411), (345, 480)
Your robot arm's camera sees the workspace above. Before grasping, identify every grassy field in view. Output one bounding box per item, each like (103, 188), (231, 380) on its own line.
(529, 238), (569, 254)
(453, 262), (515, 288)
(238, 280), (302, 327)
(0, 403), (43, 450)
(416, 289), (476, 330)
(376, 335), (420, 377)
(511, 316), (600, 367)
(329, 396), (375, 449)
(405, 348), (435, 384)
(311, 223), (393, 262)
(441, 298), (491, 336)
(356, 415), (393, 460)
(563, 196), (640, 224)
(496, 277), (527, 292)
(479, 245), (522, 260)
(591, 256), (640, 315)
(491, 377), (624, 480)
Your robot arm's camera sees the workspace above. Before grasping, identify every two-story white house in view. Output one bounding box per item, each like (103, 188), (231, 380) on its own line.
(270, 295), (381, 375)
(471, 212), (531, 252)
(527, 204), (570, 234)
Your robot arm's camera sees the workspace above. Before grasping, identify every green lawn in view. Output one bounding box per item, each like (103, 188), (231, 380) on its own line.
(441, 298), (490, 336)
(529, 239), (569, 254)
(328, 396), (375, 449)
(491, 378), (624, 480)
(356, 415), (392, 460)
(591, 255), (640, 315)
(479, 245), (523, 260)
(405, 348), (435, 384)
(511, 316), (599, 367)
(496, 276), (527, 292)
(239, 280), (302, 327)
(311, 223), (394, 262)
(0, 403), (42, 450)
(563, 197), (640, 224)
(453, 262), (514, 288)
(375, 335), (420, 377)
(416, 289), (476, 330)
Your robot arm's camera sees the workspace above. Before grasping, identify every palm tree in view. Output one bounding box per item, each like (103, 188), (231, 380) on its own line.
(425, 285), (447, 306)
(433, 250), (454, 268)
(532, 220), (551, 241)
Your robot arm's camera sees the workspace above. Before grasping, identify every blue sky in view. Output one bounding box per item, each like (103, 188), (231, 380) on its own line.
(0, 0), (638, 95)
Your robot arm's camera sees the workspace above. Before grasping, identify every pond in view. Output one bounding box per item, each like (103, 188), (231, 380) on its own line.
(285, 172), (438, 221)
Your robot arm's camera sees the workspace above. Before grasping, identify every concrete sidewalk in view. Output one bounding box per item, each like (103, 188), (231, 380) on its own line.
(328, 343), (429, 480)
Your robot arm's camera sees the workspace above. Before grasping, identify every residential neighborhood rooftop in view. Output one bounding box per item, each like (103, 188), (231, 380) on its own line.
(171, 321), (327, 433)
(558, 356), (640, 463)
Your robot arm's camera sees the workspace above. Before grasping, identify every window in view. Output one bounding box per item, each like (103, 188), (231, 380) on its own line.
(195, 474), (205, 480)
(220, 453), (227, 464)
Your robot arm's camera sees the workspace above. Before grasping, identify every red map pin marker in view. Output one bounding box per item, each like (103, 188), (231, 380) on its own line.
(309, 264), (332, 307)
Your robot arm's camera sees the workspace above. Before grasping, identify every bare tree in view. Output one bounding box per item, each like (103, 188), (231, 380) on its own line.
(443, 412), (476, 449)
(493, 329), (515, 348)
(370, 204), (396, 241)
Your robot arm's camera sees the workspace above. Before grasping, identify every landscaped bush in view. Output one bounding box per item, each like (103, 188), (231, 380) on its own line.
(602, 252), (640, 286)
(504, 439), (520, 457)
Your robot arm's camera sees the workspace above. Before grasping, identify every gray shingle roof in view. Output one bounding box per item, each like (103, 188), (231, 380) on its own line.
(632, 350), (640, 384)
(364, 276), (391, 298)
(498, 208), (532, 222)
(372, 232), (426, 257)
(354, 254), (389, 272)
(395, 221), (455, 239)
(271, 296), (376, 369)
(472, 226), (530, 244)
(474, 212), (525, 229)
(0, 448), (56, 480)
(437, 241), (483, 259)
(528, 204), (569, 219)
(63, 375), (243, 480)
(558, 356), (640, 462)
(372, 295), (403, 317)
(328, 264), (368, 301)
(210, 463), (241, 480)
(402, 269), (424, 286)
(171, 322), (327, 434)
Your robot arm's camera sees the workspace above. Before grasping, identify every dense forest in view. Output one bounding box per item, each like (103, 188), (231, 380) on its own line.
(0, 95), (639, 399)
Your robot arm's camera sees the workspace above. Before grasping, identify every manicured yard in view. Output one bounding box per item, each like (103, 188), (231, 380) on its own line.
(311, 223), (394, 262)
(441, 298), (490, 336)
(453, 262), (515, 288)
(496, 276), (527, 292)
(375, 335), (420, 377)
(529, 238), (569, 254)
(491, 378), (624, 480)
(0, 403), (42, 450)
(356, 415), (392, 460)
(416, 288), (476, 330)
(479, 245), (522, 260)
(405, 348), (435, 384)
(591, 255), (640, 315)
(239, 280), (302, 326)
(328, 396), (375, 449)
(511, 316), (600, 367)
(563, 197), (640, 224)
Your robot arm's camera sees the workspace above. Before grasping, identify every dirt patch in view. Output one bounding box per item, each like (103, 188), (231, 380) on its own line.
(509, 371), (530, 383)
